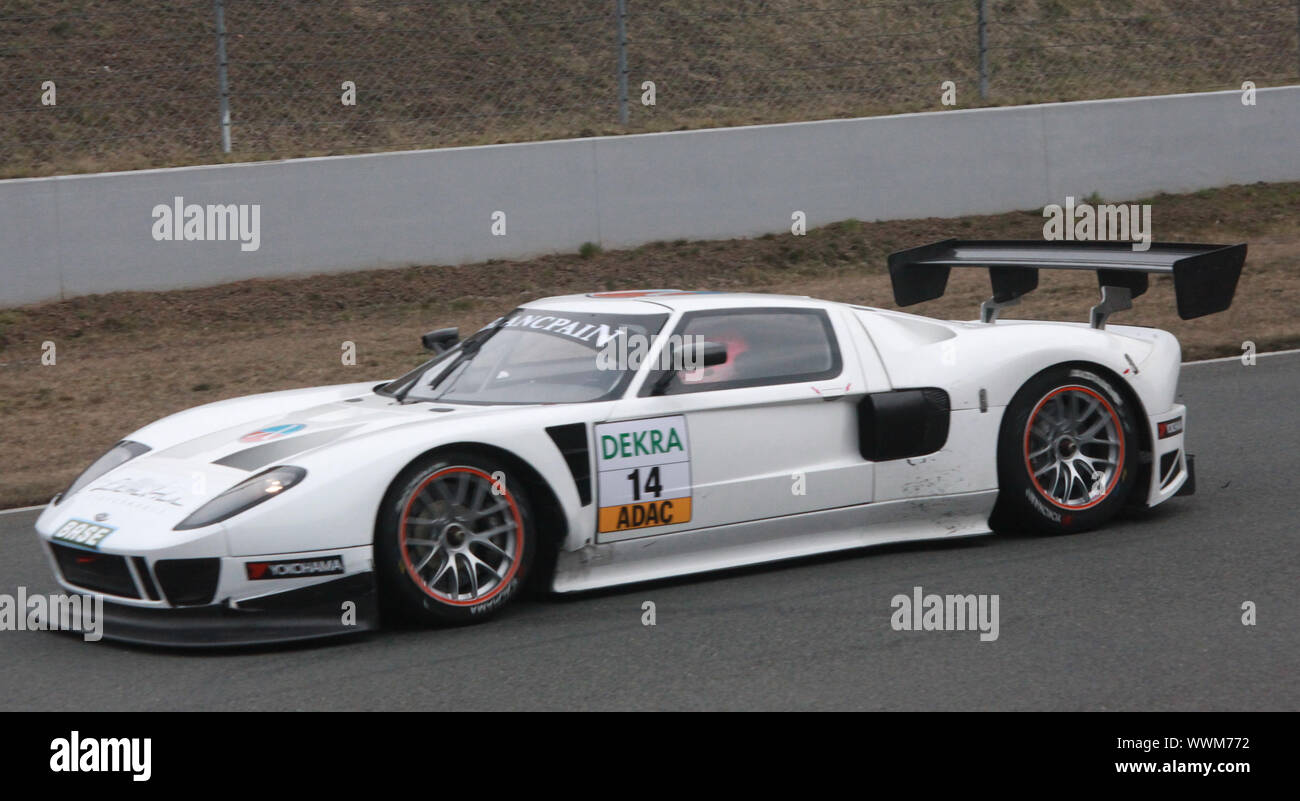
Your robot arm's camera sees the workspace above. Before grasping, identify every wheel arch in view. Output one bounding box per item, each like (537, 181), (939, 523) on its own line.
(1002, 360), (1153, 501)
(373, 441), (569, 591)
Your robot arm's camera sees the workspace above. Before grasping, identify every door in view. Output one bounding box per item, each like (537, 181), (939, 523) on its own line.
(595, 306), (873, 543)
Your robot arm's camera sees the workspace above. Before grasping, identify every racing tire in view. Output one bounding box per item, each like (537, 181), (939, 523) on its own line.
(991, 366), (1140, 535)
(376, 451), (534, 625)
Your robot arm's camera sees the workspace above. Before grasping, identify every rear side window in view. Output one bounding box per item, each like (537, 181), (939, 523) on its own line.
(652, 308), (841, 395)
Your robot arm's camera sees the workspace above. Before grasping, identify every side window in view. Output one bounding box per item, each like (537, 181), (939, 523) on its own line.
(654, 308), (842, 395)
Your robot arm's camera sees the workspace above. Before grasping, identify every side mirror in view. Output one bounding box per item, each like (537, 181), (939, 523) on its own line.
(650, 340), (727, 395)
(684, 340), (727, 369)
(421, 327), (460, 353)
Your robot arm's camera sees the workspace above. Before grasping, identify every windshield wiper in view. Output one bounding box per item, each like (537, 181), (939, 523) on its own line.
(396, 321), (503, 403)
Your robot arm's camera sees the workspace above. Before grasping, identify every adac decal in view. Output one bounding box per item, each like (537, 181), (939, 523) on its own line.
(246, 555), (345, 580)
(239, 423), (305, 443)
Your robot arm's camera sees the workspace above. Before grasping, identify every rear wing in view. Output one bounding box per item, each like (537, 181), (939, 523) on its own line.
(886, 240), (1246, 328)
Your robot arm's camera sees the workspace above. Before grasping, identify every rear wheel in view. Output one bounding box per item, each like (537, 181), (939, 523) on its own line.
(376, 451), (533, 625)
(992, 366), (1140, 535)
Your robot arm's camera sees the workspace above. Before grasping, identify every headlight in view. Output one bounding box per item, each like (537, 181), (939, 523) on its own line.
(174, 466), (306, 531)
(57, 440), (151, 504)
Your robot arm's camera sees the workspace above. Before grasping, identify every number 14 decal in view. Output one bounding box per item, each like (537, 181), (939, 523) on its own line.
(626, 466), (663, 502)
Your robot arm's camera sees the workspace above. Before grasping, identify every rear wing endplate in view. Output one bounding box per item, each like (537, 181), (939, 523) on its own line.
(886, 240), (1246, 328)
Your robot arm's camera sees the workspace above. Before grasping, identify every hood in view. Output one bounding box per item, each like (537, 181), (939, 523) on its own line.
(55, 385), (542, 537)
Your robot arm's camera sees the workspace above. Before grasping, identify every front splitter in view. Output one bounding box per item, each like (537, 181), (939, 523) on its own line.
(94, 573), (379, 648)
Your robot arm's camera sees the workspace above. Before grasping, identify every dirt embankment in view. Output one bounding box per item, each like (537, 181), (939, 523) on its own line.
(1, 180), (1296, 508)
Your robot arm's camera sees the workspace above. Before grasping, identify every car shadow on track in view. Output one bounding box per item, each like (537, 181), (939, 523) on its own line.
(542, 499), (1190, 605)
(50, 626), (376, 657)
(78, 504), (1188, 654)
(542, 530), (999, 604)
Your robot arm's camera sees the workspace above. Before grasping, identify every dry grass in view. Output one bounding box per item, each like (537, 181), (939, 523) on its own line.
(1, 179), (1297, 508)
(2, 0), (1297, 177)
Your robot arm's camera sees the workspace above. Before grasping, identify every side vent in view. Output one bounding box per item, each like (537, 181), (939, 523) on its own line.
(857, 388), (951, 461)
(1159, 450), (1184, 489)
(546, 423), (592, 506)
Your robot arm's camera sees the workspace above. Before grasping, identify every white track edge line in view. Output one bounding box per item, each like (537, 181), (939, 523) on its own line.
(1182, 347), (1300, 366)
(0, 504), (47, 517)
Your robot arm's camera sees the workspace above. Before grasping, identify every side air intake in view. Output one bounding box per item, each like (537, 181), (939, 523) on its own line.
(546, 423), (592, 506)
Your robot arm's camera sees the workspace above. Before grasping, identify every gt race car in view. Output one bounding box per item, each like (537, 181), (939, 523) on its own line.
(34, 240), (1245, 646)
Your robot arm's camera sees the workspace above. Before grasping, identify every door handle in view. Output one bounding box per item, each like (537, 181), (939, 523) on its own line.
(811, 383), (852, 400)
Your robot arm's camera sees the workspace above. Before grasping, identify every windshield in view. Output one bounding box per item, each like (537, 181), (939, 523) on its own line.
(392, 309), (669, 404)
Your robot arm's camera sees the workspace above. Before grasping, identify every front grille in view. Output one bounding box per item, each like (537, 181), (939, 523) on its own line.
(132, 556), (161, 601)
(153, 558), (221, 606)
(51, 545), (139, 599)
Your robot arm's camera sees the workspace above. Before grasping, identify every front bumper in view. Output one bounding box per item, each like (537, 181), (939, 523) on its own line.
(1144, 403), (1192, 507)
(37, 523), (380, 647)
(93, 573), (379, 648)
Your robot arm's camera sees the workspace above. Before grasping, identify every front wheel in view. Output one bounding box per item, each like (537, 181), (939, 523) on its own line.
(376, 452), (534, 625)
(992, 366), (1140, 535)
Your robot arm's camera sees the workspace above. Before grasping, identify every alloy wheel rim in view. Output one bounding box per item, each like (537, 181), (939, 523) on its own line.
(400, 467), (521, 604)
(1024, 386), (1124, 509)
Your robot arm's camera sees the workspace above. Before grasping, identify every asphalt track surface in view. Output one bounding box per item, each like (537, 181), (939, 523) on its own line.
(0, 355), (1296, 711)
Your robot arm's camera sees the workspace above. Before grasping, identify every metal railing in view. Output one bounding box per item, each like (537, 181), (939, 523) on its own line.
(2, 0), (1297, 177)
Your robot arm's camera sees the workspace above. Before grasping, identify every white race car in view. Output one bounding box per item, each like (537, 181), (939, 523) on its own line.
(34, 240), (1244, 646)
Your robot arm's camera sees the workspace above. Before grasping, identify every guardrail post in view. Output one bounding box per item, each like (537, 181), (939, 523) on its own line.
(213, 0), (232, 153)
(616, 0), (629, 125)
(977, 0), (989, 100)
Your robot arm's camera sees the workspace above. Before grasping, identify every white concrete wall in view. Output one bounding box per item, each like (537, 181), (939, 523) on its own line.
(3, 86), (1296, 307)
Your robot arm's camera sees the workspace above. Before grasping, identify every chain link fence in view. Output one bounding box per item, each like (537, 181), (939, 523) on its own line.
(2, 0), (1298, 177)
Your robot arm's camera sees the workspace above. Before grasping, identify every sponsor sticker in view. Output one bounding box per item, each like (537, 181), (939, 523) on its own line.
(90, 475), (186, 508)
(1158, 417), (1184, 438)
(498, 312), (626, 349)
(595, 415), (692, 534)
(1024, 487), (1062, 523)
(51, 519), (116, 550)
(240, 423), (305, 443)
(245, 555), (345, 580)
